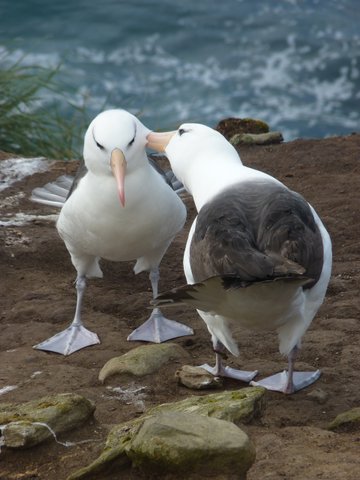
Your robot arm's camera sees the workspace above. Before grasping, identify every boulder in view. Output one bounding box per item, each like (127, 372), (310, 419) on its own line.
(0, 393), (95, 449)
(127, 411), (255, 478)
(99, 343), (188, 383)
(68, 386), (265, 479)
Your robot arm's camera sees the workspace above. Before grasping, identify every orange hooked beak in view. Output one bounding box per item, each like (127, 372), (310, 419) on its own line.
(146, 131), (176, 152)
(110, 148), (127, 207)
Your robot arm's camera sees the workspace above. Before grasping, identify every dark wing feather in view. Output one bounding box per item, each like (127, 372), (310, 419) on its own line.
(190, 180), (323, 288)
(66, 158), (88, 200)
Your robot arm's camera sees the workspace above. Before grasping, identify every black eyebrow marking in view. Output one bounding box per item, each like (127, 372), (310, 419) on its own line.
(92, 128), (105, 150)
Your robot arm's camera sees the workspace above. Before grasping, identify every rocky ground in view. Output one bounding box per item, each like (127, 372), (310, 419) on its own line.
(0, 132), (359, 479)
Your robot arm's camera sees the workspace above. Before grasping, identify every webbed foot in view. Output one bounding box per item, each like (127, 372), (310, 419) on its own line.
(250, 369), (321, 394)
(33, 325), (100, 356)
(200, 363), (258, 383)
(127, 309), (193, 343)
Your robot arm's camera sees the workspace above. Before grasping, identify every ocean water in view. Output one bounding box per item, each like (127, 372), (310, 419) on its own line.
(1, 0), (359, 140)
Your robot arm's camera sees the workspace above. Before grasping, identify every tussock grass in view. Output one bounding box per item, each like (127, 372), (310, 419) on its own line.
(0, 57), (89, 159)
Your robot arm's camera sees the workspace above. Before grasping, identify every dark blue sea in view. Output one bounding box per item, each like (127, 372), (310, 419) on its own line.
(1, 0), (359, 140)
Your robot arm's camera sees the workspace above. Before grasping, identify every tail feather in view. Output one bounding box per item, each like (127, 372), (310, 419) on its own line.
(30, 175), (73, 208)
(153, 275), (312, 316)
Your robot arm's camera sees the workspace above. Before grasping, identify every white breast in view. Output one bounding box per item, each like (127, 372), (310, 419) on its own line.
(57, 168), (186, 263)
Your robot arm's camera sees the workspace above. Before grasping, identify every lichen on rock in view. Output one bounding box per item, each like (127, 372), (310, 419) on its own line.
(98, 343), (188, 383)
(328, 407), (360, 432)
(216, 117), (270, 140)
(0, 393), (95, 449)
(127, 411), (255, 478)
(68, 386), (265, 479)
(230, 131), (283, 146)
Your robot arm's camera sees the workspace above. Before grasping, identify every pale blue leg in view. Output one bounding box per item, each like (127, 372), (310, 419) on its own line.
(127, 268), (193, 343)
(33, 276), (100, 355)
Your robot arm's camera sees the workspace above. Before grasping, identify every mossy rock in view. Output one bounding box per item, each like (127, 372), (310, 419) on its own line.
(68, 387), (265, 479)
(216, 117), (270, 140)
(328, 407), (360, 432)
(99, 343), (188, 383)
(0, 393), (95, 448)
(127, 411), (255, 478)
(230, 131), (283, 146)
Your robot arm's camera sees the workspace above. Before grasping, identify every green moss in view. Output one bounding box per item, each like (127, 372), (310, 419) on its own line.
(68, 388), (264, 479)
(0, 393), (95, 431)
(99, 343), (187, 382)
(127, 412), (256, 476)
(216, 117), (269, 140)
(328, 407), (360, 431)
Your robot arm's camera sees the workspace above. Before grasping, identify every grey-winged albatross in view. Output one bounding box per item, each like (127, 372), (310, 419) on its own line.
(31, 109), (193, 355)
(147, 123), (332, 393)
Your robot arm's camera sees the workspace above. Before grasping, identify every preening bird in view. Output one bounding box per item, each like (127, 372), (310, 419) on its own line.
(148, 123), (332, 393)
(31, 109), (193, 355)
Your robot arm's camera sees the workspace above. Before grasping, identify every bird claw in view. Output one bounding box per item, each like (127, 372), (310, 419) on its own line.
(199, 363), (258, 383)
(33, 325), (100, 356)
(127, 311), (193, 343)
(250, 369), (321, 393)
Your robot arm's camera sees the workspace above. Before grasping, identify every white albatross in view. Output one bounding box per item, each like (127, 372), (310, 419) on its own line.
(147, 123), (332, 394)
(32, 109), (193, 355)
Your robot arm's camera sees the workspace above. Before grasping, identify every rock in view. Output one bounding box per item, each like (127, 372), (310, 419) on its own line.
(216, 117), (269, 139)
(306, 388), (329, 405)
(152, 385), (267, 423)
(230, 131), (283, 146)
(175, 365), (224, 390)
(328, 407), (360, 432)
(146, 386), (266, 425)
(0, 393), (95, 449)
(99, 343), (188, 383)
(68, 386), (265, 479)
(127, 411), (255, 478)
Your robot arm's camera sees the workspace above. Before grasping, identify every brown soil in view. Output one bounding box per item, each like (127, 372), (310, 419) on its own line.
(0, 134), (359, 480)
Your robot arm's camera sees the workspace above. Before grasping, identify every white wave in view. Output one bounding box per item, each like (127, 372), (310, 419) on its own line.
(0, 46), (60, 68)
(1, 3), (359, 140)
(0, 157), (52, 192)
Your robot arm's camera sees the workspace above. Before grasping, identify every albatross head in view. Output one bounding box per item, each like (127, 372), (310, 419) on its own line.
(146, 123), (239, 191)
(83, 109), (150, 206)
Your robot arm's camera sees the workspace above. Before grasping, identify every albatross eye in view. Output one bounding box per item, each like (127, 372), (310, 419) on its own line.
(128, 136), (135, 147)
(95, 140), (105, 150)
(178, 128), (186, 136)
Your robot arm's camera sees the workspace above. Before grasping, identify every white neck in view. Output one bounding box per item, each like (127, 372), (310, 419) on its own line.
(186, 157), (236, 210)
(184, 150), (276, 211)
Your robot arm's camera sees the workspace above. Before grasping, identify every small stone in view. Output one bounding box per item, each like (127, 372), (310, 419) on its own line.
(307, 388), (329, 405)
(230, 131), (283, 146)
(98, 343), (188, 383)
(328, 407), (360, 432)
(175, 365), (223, 390)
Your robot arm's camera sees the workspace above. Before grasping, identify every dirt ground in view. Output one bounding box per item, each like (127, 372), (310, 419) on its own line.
(0, 133), (359, 480)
